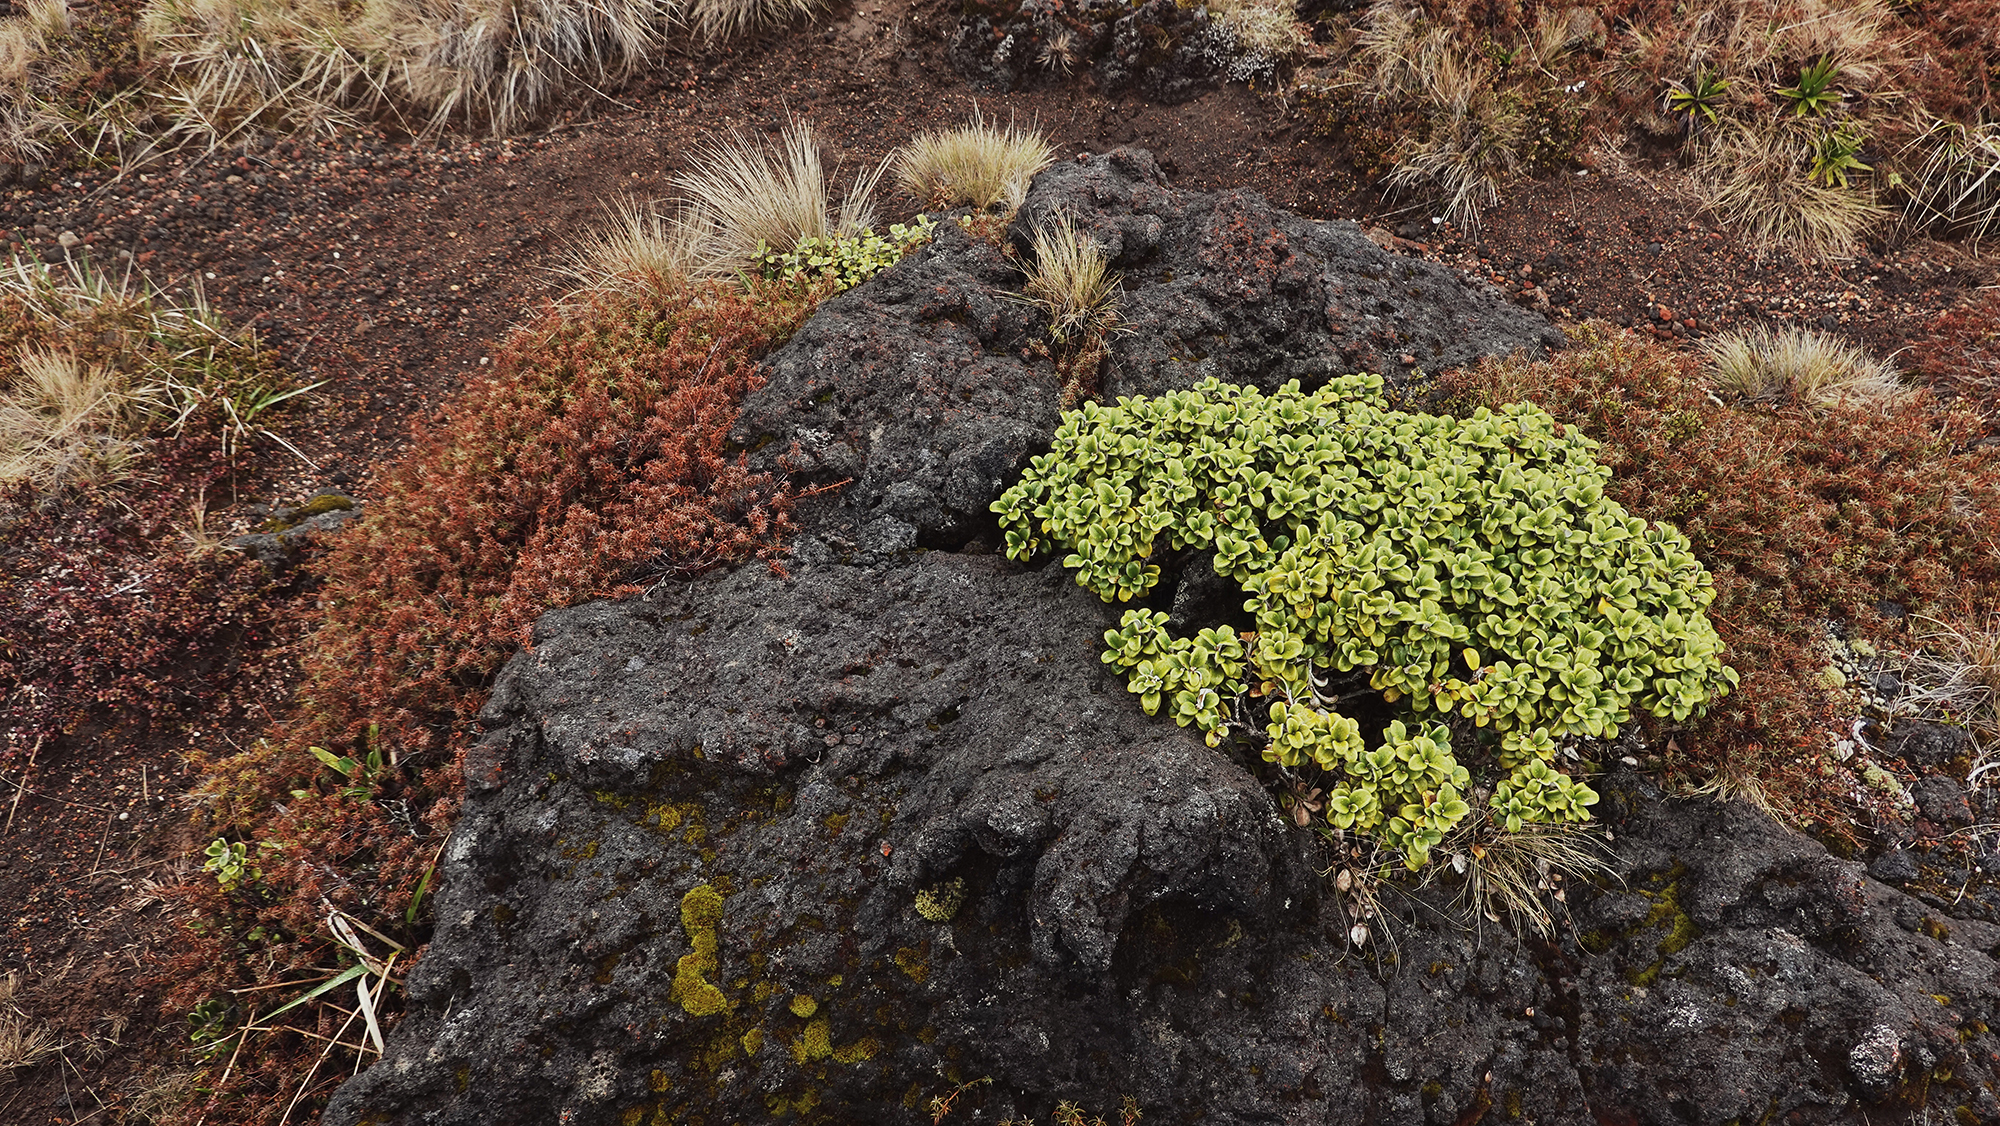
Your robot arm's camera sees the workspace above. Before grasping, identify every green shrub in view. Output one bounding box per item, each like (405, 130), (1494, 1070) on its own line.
(993, 375), (1735, 868)
(757, 215), (937, 292)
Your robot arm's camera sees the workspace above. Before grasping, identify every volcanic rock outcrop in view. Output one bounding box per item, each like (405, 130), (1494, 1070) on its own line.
(325, 151), (2000, 1126)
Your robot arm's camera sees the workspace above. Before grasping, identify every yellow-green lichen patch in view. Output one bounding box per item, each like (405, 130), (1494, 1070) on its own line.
(831, 1036), (880, 1064)
(895, 943), (931, 984)
(766, 1088), (821, 1118)
(741, 1027), (765, 1056)
(791, 1016), (834, 1064)
(822, 812), (851, 835)
(915, 877), (966, 922)
(697, 1030), (740, 1072)
(647, 1069), (673, 1093)
(790, 994), (819, 1019)
(672, 884), (731, 1017)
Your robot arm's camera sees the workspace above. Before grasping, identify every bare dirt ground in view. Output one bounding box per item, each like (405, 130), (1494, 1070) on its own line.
(1, 0), (1992, 1120)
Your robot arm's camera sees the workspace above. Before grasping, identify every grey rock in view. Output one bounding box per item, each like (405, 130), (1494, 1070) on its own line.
(1869, 848), (1919, 885)
(1911, 774), (1974, 827)
(1879, 720), (1971, 770)
(325, 557), (2000, 1125)
(1847, 1024), (1904, 1097)
(227, 491), (362, 572)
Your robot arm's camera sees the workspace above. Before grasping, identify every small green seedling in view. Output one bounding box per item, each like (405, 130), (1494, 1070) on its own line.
(1666, 70), (1731, 125)
(1776, 55), (1841, 116)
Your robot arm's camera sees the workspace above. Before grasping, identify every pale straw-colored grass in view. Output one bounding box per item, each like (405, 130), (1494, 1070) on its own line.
(894, 111), (1053, 213)
(1701, 323), (1903, 406)
(675, 118), (886, 277)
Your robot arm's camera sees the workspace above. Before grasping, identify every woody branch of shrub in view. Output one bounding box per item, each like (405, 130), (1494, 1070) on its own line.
(1439, 324), (2000, 840)
(169, 274), (817, 1126)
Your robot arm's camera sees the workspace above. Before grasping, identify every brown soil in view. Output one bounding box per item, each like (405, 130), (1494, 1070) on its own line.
(1, 0), (1992, 1121)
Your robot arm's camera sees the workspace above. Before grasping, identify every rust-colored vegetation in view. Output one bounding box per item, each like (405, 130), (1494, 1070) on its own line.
(1442, 325), (2000, 835)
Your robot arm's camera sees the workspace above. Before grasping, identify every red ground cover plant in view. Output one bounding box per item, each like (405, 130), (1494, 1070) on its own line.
(0, 435), (279, 767)
(1913, 288), (2000, 405)
(1440, 324), (2000, 836)
(169, 277), (815, 1125)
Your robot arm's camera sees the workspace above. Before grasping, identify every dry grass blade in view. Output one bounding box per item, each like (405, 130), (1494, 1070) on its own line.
(1701, 323), (1903, 406)
(676, 118), (884, 277)
(894, 110), (1053, 214)
(1020, 213), (1121, 343)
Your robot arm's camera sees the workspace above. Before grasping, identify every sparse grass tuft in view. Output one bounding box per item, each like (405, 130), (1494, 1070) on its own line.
(1900, 614), (2000, 768)
(1701, 323), (1903, 406)
(0, 971), (61, 1072)
(894, 111), (1053, 214)
(1453, 820), (1613, 940)
(677, 118), (887, 277)
(1903, 119), (2000, 244)
(1020, 214), (1120, 344)
(1383, 54), (1525, 231)
(1697, 116), (1889, 258)
(0, 256), (291, 491)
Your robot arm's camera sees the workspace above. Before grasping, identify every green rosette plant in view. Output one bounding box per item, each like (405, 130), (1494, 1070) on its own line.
(993, 375), (1736, 868)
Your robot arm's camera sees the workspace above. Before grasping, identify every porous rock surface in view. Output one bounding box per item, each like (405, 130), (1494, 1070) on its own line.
(733, 147), (1560, 552)
(325, 153), (2000, 1125)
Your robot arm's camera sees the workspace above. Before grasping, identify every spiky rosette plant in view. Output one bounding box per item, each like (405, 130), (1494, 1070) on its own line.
(993, 375), (1736, 868)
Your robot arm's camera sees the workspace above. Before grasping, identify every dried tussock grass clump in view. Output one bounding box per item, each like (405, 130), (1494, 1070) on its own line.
(0, 256), (303, 489)
(1021, 214), (1120, 343)
(894, 112), (1053, 213)
(137, 0), (377, 148)
(0, 346), (154, 487)
(676, 119), (886, 277)
(688, 0), (821, 42)
(360, 0), (672, 135)
(62, 0), (823, 154)
(558, 195), (701, 296)
(1698, 116), (1888, 257)
(1702, 322), (1903, 406)
(0, 259), (172, 489)
(1383, 61), (1525, 232)
(1207, 0), (1305, 63)
(0, 0), (84, 162)
(1347, 3), (1525, 230)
